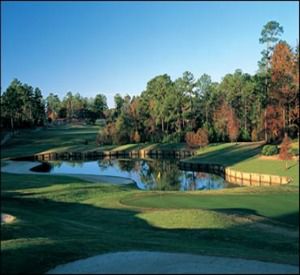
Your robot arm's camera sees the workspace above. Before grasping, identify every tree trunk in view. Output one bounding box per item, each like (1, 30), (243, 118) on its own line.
(264, 47), (269, 143)
(264, 109), (268, 142)
(283, 108), (286, 132)
(244, 97), (247, 131)
(10, 117), (14, 131)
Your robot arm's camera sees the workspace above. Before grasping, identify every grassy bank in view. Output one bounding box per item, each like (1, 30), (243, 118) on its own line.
(1, 124), (299, 273)
(186, 142), (299, 185)
(1, 173), (299, 274)
(1, 125), (188, 159)
(3, 125), (298, 184)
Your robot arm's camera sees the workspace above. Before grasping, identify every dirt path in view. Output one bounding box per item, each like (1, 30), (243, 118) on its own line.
(46, 251), (299, 274)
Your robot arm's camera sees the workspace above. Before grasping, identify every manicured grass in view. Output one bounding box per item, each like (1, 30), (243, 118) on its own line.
(1, 173), (299, 274)
(186, 142), (299, 185)
(187, 142), (264, 166)
(4, 125), (297, 184)
(121, 186), (299, 227)
(1, 124), (188, 159)
(233, 157), (299, 185)
(1, 125), (299, 273)
(1, 125), (100, 158)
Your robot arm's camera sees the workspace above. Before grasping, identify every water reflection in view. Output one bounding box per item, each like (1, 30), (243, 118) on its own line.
(36, 158), (230, 191)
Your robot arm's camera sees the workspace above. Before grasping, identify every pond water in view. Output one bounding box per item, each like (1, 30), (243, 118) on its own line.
(31, 158), (232, 191)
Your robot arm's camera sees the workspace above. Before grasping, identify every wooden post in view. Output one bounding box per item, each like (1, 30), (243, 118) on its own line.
(259, 174), (261, 186)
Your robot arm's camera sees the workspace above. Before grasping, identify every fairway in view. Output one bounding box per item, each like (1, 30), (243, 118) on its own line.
(2, 3), (299, 274)
(1, 125), (299, 274)
(2, 173), (299, 274)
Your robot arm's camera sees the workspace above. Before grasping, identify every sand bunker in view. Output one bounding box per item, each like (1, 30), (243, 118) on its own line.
(1, 213), (16, 224)
(46, 251), (299, 274)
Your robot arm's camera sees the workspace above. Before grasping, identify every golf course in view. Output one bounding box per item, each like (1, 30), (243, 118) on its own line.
(1, 124), (299, 274)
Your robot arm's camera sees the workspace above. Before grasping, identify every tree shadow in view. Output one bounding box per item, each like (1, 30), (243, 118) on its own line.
(185, 143), (264, 166)
(1, 192), (299, 274)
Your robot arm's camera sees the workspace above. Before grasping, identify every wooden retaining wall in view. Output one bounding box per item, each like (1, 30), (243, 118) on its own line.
(34, 149), (195, 161)
(179, 162), (291, 186)
(33, 150), (291, 186)
(224, 167), (290, 186)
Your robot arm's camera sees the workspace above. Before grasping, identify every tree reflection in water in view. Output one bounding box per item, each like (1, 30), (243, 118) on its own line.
(95, 158), (227, 191)
(45, 158), (228, 191)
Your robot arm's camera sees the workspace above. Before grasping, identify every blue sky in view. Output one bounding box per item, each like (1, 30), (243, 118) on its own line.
(1, 1), (299, 108)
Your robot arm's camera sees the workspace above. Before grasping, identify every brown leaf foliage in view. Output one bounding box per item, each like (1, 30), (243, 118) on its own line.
(214, 101), (239, 142)
(185, 128), (209, 148)
(271, 42), (298, 106)
(279, 133), (292, 161)
(266, 105), (284, 140)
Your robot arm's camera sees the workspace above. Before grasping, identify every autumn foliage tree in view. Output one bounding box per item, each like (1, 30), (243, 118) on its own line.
(213, 101), (240, 142)
(96, 122), (116, 145)
(270, 42), (299, 135)
(279, 133), (292, 169)
(265, 105), (284, 141)
(185, 128), (209, 148)
(227, 108), (240, 142)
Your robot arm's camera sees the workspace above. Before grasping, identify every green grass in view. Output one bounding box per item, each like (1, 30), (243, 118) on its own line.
(1, 173), (299, 274)
(233, 158), (299, 185)
(1, 125), (299, 273)
(186, 142), (299, 185)
(1, 125), (99, 158)
(1, 124), (188, 159)
(121, 186), (299, 226)
(187, 142), (263, 166)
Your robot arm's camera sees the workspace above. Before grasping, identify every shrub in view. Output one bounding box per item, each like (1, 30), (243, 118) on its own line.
(279, 134), (293, 169)
(291, 147), (299, 156)
(96, 123), (116, 145)
(162, 132), (182, 143)
(185, 128), (209, 148)
(261, 145), (279, 156)
(132, 130), (141, 143)
(240, 128), (251, 141)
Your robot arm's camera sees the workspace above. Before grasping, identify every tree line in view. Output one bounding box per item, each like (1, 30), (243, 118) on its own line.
(97, 21), (299, 145)
(1, 21), (299, 146)
(1, 82), (109, 130)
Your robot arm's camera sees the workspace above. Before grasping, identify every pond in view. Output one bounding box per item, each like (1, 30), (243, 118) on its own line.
(30, 158), (233, 191)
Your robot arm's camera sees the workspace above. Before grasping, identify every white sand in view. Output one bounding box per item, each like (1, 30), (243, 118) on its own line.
(1, 160), (135, 184)
(1, 213), (15, 224)
(46, 251), (299, 274)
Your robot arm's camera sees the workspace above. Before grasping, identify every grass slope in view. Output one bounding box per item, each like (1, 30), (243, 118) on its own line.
(186, 142), (299, 185)
(1, 125), (299, 273)
(1, 173), (299, 274)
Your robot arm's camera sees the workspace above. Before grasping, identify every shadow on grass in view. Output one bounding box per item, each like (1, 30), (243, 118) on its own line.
(1, 192), (299, 274)
(210, 208), (299, 228)
(185, 143), (264, 166)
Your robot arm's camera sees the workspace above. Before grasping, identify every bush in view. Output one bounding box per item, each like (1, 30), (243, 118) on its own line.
(162, 132), (182, 143)
(96, 123), (116, 145)
(261, 145), (279, 156)
(185, 128), (209, 148)
(291, 147), (299, 156)
(131, 130), (141, 143)
(240, 128), (250, 141)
